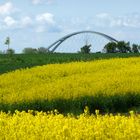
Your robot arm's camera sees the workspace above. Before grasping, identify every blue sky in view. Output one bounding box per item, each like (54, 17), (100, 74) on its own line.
(0, 0), (140, 52)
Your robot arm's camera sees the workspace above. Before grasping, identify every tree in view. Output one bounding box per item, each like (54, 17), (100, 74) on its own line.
(132, 44), (139, 53)
(4, 37), (10, 49)
(117, 41), (131, 53)
(104, 42), (117, 53)
(138, 45), (140, 52)
(103, 41), (132, 53)
(80, 44), (91, 54)
(6, 48), (15, 55)
(0, 50), (3, 54)
(37, 47), (49, 54)
(22, 48), (38, 54)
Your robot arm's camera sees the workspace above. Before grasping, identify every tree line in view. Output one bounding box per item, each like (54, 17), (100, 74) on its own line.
(80, 41), (140, 54)
(103, 41), (140, 53)
(1, 37), (140, 54)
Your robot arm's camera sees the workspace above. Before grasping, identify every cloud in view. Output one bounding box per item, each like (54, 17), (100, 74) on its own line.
(35, 24), (62, 33)
(36, 12), (55, 24)
(0, 2), (60, 33)
(47, 25), (62, 33)
(0, 12), (57, 32)
(35, 12), (62, 33)
(32, 0), (42, 5)
(95, 13), (140, 28)
(1, 16), (33, 30)
(4, 16), (17, 27)
(0, 2), (14, 16)
(20, 16), (33, 27)
(96, 13), (110, 19)
(31, 0), (53, 5)
(35, 26), (46, 32)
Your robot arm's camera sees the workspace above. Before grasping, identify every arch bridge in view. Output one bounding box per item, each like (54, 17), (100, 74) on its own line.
(47, 30), (118, 52)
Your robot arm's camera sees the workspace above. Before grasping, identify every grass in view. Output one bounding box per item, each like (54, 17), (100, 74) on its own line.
(0, 53), (140, 74)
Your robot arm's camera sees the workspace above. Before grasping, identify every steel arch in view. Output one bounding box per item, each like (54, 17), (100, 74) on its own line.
(47, 30), (118, 52)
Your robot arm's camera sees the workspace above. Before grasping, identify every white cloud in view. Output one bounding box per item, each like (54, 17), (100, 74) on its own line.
(36, 26), (46, 32)
(96, 13), (110, 19)
(0, 12), (57, 32)
(32, 0), (53, 5)
(1, 16), (33, 29)
(21, 16), (33, 27)
(35, 12), (63, 33)
(0, 2), (14, 16)
(36, 12), (55, 24)
(95, 13), (140, 28)
(4, 16), (17, 27)
(112, 31), (127, 40)
(35, 24), (62, 33)
(32, 0), (42, 5)
(47, 25), (62, 33)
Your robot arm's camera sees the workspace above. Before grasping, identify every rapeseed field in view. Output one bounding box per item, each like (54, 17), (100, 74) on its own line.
(0, 110), (140, 140)
(0, 57), (140, 139)
(0, 57), (140, 112)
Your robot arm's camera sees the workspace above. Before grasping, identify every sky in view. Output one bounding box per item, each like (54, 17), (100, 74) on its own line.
(0, 0), (140, 53)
